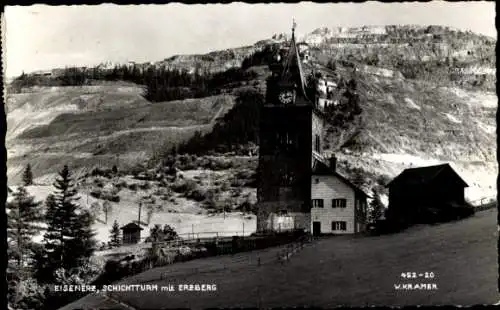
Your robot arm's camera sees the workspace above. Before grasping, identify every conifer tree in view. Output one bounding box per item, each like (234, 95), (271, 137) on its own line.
(6, 186), (43, 278)
(109, 220), (121, 248)
(32, 195), (57, 283)
(22, 163), (34, 186)
(369, 189), (385, 223)
(38, 165), (96, 282)
(149, 224), (162, 242)
(68, 209), (96, 261)
(7, 186), (44, 306)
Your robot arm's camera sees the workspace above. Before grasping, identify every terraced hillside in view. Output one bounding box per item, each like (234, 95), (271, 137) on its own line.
(6, 83), (236, 183)
(318, 62), (497, 201)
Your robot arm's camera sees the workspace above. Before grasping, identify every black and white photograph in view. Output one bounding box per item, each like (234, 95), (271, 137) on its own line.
(3, 2), (498, 309)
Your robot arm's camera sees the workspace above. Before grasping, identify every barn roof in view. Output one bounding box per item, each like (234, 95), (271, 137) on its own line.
(386, 163), (468, 188)
(312, 159), (370, 198)
(120, 222), (144, 231)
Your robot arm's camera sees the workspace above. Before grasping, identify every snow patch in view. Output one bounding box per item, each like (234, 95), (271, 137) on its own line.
(386, 94), (396, 105)
(379, 194), (389, 208)
(404, 98), (421, 110)
(444, 113), (461, 124)
(476, 121), (495, 134)
(371, 153), (441, 166)
(361, 65), (396, 78)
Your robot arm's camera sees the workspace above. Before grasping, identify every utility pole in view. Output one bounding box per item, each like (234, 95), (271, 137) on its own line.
(138, 202), (142, 225)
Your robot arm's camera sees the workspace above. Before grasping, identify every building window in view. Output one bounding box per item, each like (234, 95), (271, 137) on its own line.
(279, 166), (295, 186)
(332, 199), (347, 208)
(312, 199), (324, 208)
(276, 131), (297, 152)
(315, 134), (320, 152)
(281, 173), (295, 186)
(332, 221), (347, 231)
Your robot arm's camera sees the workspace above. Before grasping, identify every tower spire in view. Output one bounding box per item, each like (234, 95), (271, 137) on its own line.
(292, 18), (297, 40)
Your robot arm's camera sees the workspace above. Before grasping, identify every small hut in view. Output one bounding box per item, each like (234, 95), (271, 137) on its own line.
(120, 222), (144, 245)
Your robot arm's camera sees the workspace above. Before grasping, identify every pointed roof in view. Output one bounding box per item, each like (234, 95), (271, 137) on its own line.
(279, 24), (309, 101)
(312, 158), (370, 198)
(386, 163), (468, 188)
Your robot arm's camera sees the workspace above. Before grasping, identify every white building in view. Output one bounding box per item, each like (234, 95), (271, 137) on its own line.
(310, 157), (369, 235)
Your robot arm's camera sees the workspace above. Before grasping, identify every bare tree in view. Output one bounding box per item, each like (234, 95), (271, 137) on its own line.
(102, 201), (112, 224)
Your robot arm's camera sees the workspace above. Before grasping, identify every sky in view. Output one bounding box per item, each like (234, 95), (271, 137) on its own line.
(3, 1), (496, 78)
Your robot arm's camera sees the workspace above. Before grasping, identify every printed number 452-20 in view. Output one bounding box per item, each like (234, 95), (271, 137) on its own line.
(401, 272), (417, 278)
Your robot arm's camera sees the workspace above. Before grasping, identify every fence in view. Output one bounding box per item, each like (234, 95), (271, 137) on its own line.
(95, 230), (312, 287)
(468, 196), (497, 212)
(276, 234), (314, 264)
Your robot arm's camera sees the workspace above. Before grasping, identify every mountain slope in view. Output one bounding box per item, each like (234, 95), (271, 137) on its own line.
(6, 25), (497, 202)
(6, 83), (236, 183)
(314, 61), (496, 201)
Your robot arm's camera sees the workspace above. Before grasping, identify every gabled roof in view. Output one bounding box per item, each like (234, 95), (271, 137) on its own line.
(386, 163), (468, 188)
(312, 159), (370, 198)
(120, 222), (144, 231)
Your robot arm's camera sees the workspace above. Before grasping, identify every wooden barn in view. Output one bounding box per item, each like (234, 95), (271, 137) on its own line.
(386, 164), (469, 225)
(120, 222), (144, 245)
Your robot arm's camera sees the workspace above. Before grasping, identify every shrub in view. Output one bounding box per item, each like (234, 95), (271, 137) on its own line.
(108, 195), (120, 203)
(91, 167), (114, 178)
(171, 179), (198, 194)
(129, 163), (146, 177)
(9, 278), (47, 310)
(176, 154), (198, 170)
(93, 178), (104, 188)
(209, 158), (233, 170)
(116, 180), (128, 190)
(376, 174), (391, 186)
(230, 178), (246, 187)
(90, 189), (102, 199)
(127, 183), (138, 191)
(138, 181), (152, 190)
(186, 187), (208, 202)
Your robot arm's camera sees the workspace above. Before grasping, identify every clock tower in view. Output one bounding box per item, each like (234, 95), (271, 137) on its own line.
(256, 22), (326, 232)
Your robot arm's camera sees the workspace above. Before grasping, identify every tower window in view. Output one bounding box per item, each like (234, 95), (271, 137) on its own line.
(276, 131), (297, 151)
(315, 134), (320, 152)
(280, 172), (295, 186)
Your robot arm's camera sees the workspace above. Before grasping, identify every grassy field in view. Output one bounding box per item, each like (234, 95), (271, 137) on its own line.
(60, 209), (498, 309)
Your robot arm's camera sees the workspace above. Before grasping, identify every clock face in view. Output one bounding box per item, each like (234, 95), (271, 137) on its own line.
(278, 90), (294, 104)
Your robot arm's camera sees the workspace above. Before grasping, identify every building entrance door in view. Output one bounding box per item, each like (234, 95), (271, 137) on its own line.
(312, 221), (321, 236)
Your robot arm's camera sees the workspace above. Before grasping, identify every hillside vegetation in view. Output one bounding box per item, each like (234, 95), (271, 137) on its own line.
(6, 24), (496, 202)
